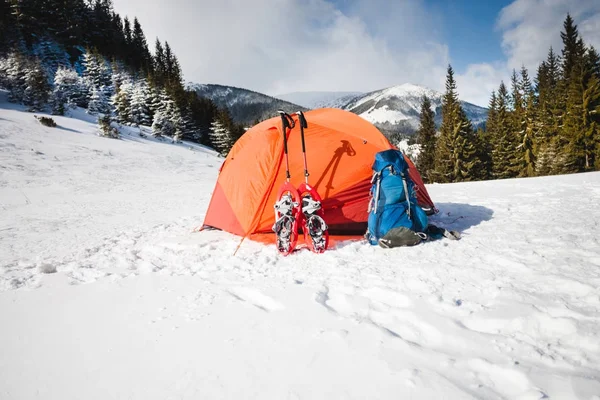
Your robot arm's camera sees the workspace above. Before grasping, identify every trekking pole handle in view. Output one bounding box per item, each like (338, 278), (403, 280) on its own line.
(277, 110), (295, 130)
(278, 110), (294, 180)
(296, 111), (308, 129)
(278, 110), (295, 155)
(296, 111), (309, 181)
(296, 111), (308, 154)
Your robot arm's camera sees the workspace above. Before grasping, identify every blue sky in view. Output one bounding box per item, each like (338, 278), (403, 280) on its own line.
(332, 0), (510, 72)
(428, 0), (509, 71)
(113, 0), (600, 106)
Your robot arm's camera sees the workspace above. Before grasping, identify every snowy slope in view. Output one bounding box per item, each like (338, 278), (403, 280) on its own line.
(276, 91), (364, 109)
(341, 83), (488, 135)
(1, 95), (600, 400)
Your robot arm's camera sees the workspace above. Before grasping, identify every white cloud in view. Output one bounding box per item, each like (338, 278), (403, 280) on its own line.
(111, 0), (600, 110)
(457, 0), (600, 107)
(455, 63), (509, 107)
(498, 0), (600, 73)
(112, 0), (449, 95)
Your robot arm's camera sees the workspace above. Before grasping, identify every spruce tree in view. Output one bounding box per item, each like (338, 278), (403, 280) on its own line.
(583, 47), (600, 170)
(112, 80), (132, 123)
(129, 79), (151, 126)
(415, 95), (436, 183)
(23, 59), (50, 111)
(510, 69), (526, 175)
(82, 48), (111, 90)
(561, 14), (583, 87)
(87, 86), (111, 115)
(152, 38), (166, 87)
(433, 65), (458, 183)
(433, 65), (482, 182)
(560, 16), (587, 173)
(151, 111), (170, 138)
(51, 67), (82, 114)
(476, 126), (493, 180)
(535, 48), (562, 175)
(131, 17), (151, 73)
(209, 117), (233, 156)
(519, 66), (537, 177)
(492, 82), (517, 179)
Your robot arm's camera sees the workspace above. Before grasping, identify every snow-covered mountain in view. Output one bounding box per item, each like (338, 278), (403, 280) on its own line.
(276, 91), (364, 109)
(339, 83), (488, 136)
(187, 83), (307, 125)
(189, 82), (487, 136)
(2, 92), (600, 399)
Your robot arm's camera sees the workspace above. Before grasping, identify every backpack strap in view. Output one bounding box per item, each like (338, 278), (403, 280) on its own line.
(373, 170), (382, 213)
(399, 171), (411, 220)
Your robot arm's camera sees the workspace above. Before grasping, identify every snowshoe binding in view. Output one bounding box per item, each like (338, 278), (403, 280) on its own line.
(272, 183), (301, 255)
(298, 184), (329, 253)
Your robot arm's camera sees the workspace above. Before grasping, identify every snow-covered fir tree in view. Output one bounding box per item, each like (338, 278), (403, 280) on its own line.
(209, 119), (233, 156)
(88, 86), (111, 116)
(129, 79), (151, 126)
(0, 53), (28, 103)
(151, 111), (172, 138)
(23, 61), (50, 111)
(112, 81), (133, 124)
(51, 67), (84, 114)
(150, 89), (182, 138)
(82, 49), (112, 92)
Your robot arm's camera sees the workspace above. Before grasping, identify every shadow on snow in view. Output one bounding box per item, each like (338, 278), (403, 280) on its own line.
(428, 202), (494, 233)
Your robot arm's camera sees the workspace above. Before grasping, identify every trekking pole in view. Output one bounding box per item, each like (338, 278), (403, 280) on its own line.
(277, 110), (295, 182)
(296, 111), (309, 184)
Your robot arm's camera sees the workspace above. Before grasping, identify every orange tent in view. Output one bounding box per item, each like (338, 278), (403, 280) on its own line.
(202, 108), (435, 241)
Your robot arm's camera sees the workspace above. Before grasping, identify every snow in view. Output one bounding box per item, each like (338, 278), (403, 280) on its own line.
(343, 83), (488, 132)
(1, 92), (600, 399)
(362, 104), (411, 124)
(275, 91), (364, 109)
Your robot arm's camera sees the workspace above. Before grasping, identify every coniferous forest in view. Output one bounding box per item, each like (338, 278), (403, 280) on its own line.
(0, 0), (244, 154)
(1, 7), (599, 172)
(416, 14), (600, 183)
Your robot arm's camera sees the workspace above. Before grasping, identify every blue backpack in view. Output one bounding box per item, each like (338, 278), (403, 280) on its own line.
(366, 150), (429, 247)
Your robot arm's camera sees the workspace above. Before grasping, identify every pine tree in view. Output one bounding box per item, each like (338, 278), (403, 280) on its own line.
(476, 126), (493, 180)
(583, 47), (600, 170)
(23, 59), (50, 111)
(535, 48), (562, 175)
(180, 104), (201, 142)
(112, 80), (132, 123)
(209, 116), (233, 156)
(492, 82), (517, 179)
(165, 99), (183, 140)
(0, 52), (28, 103)
(561, 14), (583, 88)
(51, 67), (83, 114)
(481, 91), (499, 179)
(510, 69), (526, 175)
(519, 66), (537, 177)
(415, 95), (436, 183)
(131, 17), (151, 73)
(129, 79), (151, 126)
(151, 111), (174, 138)
(82, 48), (112, 90)
(88, 86), (111, 115)
(560, 15), (587, 173)
(433, 65), (482, 182)
(152, 38), (166, 87)
(433, 65), (458, 182)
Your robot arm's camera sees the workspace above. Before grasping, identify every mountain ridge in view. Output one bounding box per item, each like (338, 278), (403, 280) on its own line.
(189, 82), (488, 137)
(187, 83), (307, 125)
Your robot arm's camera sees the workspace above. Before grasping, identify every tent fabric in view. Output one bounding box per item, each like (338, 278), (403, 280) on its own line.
(202, 108), (436, 239)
